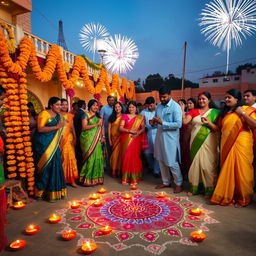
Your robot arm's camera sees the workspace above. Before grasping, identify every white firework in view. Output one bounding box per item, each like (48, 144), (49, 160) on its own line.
(103, 34), (139, 74)
(79, 23), (109, 61)
(199, 0), (256, 73)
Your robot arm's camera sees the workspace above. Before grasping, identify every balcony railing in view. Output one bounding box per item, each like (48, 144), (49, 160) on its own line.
(0, 18), (105, 78)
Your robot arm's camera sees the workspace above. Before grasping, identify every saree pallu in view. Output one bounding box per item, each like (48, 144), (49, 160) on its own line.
(110, 115), (122, 177)
(0, 187), (7, 252)
(34, 111), (67, 201)
(211, 106), (256, 206)
(188, 109), (220, 196)
(60, 113), (78, 184)
(120, 114), (147, 184)
(79, 114), (104, 186)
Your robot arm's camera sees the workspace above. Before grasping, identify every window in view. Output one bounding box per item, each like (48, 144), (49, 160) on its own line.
(202, 80), (208, 84)
(234, 76), (240, 81)
(213, 79), (218, 83)
(223, 77), (230, 82)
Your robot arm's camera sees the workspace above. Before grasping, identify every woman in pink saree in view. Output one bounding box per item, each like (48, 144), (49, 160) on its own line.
(119, 101), (148, 185)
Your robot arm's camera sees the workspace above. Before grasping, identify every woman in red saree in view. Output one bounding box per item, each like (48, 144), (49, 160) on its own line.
(119, 101), (147, 185)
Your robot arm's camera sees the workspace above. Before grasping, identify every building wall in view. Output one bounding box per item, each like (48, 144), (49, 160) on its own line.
(0, 8), (12, 23)
(16, 12), (31, 32)
(136, 83), (256, 104)
(12, 0), (32, 11)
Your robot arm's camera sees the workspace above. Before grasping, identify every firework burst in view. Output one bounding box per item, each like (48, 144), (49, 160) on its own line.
(199, 0), (256, 73)
(79, 22), (109, 61)
(103, 34), (139, 74)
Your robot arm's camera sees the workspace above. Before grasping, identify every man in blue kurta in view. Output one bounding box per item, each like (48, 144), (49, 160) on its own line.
(140, 96), (160, 177)
(150, 86), (183, 193)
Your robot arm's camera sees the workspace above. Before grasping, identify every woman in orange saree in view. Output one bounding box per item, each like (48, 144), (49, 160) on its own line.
(60, 99), (78, 187)
(119, 101), (148, 185)
(108, 102), (124, 177)
(211, 89), (256, 207)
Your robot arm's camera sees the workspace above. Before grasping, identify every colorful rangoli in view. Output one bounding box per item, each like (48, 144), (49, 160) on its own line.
(55, 190), (219, 255)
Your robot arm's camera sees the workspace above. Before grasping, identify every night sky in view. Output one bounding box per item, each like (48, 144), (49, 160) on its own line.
(31, 0), (256, 83)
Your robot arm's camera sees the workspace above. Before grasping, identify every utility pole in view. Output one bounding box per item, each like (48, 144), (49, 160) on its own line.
(181, 41), (187, 98)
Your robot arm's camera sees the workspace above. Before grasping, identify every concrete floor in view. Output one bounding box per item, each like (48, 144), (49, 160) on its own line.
(2, 172), (256, 256)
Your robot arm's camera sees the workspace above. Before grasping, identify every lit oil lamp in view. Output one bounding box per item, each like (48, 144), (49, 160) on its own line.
(71, 201), (80, 209)
(97, 188), (107, 194)
(9, 240), (26, 250)
(62, 230), (77, 240)
(81, 241), (97, 254)
(90, 193), (100, 200)
(189, 208), (202, 216)
(122, 193), (132, 200)
(100, 225), (112, 235)
(25, 225), (40, 235)
(48, 214), (61, 223)
(13, 201), (25, 210)
(130, 185), (138, 190)
(191, 230), (206, 242)
(93, 199), (103, 207)
(156, 192), (166, 198)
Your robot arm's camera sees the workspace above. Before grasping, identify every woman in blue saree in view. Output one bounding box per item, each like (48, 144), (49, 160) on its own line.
(34, 97), (67, 202)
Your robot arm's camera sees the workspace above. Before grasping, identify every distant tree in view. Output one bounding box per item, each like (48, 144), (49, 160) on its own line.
(236, 63), (256, 74)
(134, 78), (145, 93)
(144, 73), (164, 92)
(212, 71), (224, 76)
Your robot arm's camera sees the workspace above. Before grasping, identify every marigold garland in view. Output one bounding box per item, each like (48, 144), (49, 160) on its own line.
(0, 27), (137, 196)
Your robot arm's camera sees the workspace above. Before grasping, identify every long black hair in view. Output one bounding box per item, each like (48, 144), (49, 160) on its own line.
(197, 91), (218, 109)
(46, 97), (60, 110)
(125, 100), (138, 114)
(88, 99), (101, 118)
(108, 102), (124, 123)
(187, 97), (197, 108)
(220, 88), (243, 117)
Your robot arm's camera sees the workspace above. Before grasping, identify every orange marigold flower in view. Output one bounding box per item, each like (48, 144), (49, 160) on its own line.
(14, 132), (22, 137)
(6, 144), (14, 149)
(14, 138), (23, 143)
(27, 186), (34, 191)
(19, 173), (26, 178)
(25, 152), (33, 157)
(28, 182), (34, 186)
(17, 156), (25, 161)
(7, 166), (17, 172)
(6, 155), (15, 160)
(22, 131), (30, 135)
(17, 149), (25, 155)
(23, 136), (30, 142)
(6, 138), (14, 143)
(7, 160), (16, 165)
(24, 146), (32, 152)
(18, 167), (26, 172)
(6, 127), (14, 133)
(6, 150), (15, 155)
(26, 162), (34, 168)
(18, 162), (26, 167)
(22, 126), (30, 131)
(27, 173), (34, 178)
(24, 142), (32, 146)
(8, 173), (17, 178)
(13, 127), (22, 132)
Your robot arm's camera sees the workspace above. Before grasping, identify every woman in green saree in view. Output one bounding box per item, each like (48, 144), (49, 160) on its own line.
(79, 99), (104, 186)
(181, 92), (220, 197)
(34, 97), (67, 202)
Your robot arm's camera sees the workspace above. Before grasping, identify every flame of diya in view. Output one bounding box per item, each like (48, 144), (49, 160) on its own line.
(62, 230), (77, 240)
(10, 240), (26, 250)
(25, 225), (40, 235)
(81, 241), (97, 254)
(48, 214), (61, 223)
(191, 230), (206, 242)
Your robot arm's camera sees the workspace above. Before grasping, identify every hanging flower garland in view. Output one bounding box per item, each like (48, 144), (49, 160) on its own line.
(0, 21), (15, 53)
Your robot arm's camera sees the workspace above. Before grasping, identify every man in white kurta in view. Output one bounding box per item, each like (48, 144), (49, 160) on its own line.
(151, 86), (183, 193)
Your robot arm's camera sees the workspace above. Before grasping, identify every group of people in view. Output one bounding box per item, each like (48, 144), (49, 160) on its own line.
(0, 85), (256, 208)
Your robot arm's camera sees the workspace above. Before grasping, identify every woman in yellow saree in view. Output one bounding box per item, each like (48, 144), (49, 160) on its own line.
(34, 97), (67, 202)
(181, 92), (220, 197)
(60, 99), (78, 187)
(108, 102), (124, 177)
(211, 89), (256, 207)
